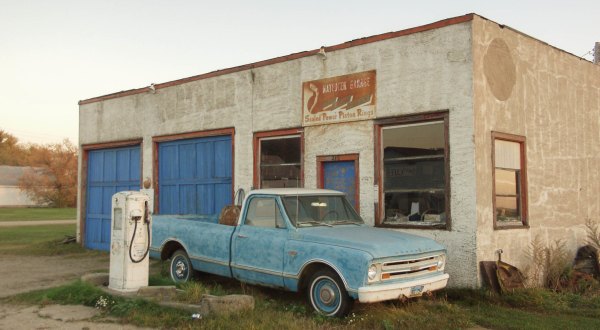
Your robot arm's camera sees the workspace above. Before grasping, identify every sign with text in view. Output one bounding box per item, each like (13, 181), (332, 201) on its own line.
(302, 70), (376, 126)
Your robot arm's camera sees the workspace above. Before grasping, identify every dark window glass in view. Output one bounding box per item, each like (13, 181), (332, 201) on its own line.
(381, 121), (447, 227)
(260, 136), (301, 188)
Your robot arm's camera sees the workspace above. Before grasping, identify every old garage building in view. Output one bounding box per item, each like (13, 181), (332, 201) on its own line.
(77, 14), (600, 287)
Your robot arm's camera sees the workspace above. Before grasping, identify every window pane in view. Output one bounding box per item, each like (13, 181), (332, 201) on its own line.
(261, 137), (301, 164)
(260, 164), (301, 188)
(496, 196), (520, 222)
(259, 136), (301, 188)
(495, 140), (520, 170)
(382, 121), (447, 226)
(495, 169), (518, 196)
(384, 191), (446, 224)
(245, 197), (282, 228)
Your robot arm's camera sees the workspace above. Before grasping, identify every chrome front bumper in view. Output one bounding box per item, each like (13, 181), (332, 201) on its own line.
(357, 273), (449, 303)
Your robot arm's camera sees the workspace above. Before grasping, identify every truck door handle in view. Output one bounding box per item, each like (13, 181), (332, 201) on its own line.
(237, 234), (248, 239)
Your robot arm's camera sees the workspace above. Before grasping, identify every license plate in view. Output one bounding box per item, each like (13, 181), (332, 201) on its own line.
(410, 285), (424, 296)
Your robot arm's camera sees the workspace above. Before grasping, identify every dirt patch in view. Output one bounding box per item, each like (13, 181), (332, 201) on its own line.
(0, 304), (150, 329)
(0, 253), (154, 329)
(0, 254), (109, 298)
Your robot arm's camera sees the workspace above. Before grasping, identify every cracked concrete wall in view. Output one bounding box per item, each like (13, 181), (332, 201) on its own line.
(79, 21), (477, 287)
(472, 16), (600, 284)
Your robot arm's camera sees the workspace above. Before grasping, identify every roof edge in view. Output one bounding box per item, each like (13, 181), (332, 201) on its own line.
(79, 13), (474, 106)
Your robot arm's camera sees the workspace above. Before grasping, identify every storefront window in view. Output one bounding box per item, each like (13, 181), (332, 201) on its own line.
(258, 135), (302, 188)
(378, 116), (449, 229)
(493, 133), (527, 228)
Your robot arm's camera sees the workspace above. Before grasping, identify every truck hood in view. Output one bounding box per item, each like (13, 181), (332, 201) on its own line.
(296, 226), (445, 258)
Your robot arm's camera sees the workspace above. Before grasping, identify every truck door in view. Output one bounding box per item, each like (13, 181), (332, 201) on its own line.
(231, 196), (287, 287)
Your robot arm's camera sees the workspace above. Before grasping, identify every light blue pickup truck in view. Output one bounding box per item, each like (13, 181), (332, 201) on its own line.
(150, 188), (449, 317)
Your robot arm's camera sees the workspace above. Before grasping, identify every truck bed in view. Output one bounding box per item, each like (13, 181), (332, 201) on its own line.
(150, 214), (235, 278)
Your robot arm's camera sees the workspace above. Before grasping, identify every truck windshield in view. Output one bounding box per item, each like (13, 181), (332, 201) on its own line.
(281, 195), (363, 227)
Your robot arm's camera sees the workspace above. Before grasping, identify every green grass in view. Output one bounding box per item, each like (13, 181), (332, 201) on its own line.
(0, 207), (76, 221)
(6, 271), (599, 330)
(0, 224), (93, 256)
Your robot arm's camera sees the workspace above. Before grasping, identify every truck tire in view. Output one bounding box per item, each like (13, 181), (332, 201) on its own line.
(307, 269), (353, 317)
(170, 249), (193, 283)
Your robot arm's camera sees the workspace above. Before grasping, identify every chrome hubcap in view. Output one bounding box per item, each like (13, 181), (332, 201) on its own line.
(175, 260), (187, 277)
(319, 286), (336, 305)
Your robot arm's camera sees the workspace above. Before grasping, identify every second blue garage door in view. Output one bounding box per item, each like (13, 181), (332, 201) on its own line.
(85, 145), (141, 251)
(158, 135), (232, 216)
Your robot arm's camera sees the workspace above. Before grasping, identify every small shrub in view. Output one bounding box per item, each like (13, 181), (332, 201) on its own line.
(545, 239), (572, 291)
(525, 236), (574, 290)
(585, 218), (600, 250)
(525, 235), (547, 287)
(177, 281), (209, 303)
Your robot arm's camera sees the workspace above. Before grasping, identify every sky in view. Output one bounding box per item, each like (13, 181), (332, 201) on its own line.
(1, 0), (598, 145)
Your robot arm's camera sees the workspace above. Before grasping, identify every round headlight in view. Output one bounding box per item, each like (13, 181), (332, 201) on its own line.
(368, 264), (377, 280)
(437, 256), (445, 270)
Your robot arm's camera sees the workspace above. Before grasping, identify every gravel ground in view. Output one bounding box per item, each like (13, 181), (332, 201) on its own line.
(0, 253), (151, 329)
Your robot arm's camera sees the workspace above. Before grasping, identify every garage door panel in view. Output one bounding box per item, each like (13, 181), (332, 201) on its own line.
(85, 145), (140, 251)
(102, 186), (116, 215)
(179, 144), (196, 179)
(103, 151), (117, 182)
(179, 184), (197, 214)
(130, 148), (140, 179)
(159, 185), (176, 214)
(160, 145), (178, 180)
(159, 135), (231, 216)
(214, 140), (232, 178)
(215, 183), (231, 215)
(196, 142), (214, 179)
(197, 184), (215, 214)
(88, 187), (103, 214)
(116, 149), (131, 181)
(89, 153), (104, 182)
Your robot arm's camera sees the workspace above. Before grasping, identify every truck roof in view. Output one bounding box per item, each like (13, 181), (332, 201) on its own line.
(247, 188), (345, 196)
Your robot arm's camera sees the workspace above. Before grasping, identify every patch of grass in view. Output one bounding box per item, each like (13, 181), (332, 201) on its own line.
(7, 280), (105, 306)
(0, 207), (76, 221)
(6, 275), (600, 329)
(0, 224), (94, 256)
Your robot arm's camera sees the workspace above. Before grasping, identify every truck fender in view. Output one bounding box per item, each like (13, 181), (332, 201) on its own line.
(159, 238), (189, 260)
(297, 259), (352, 294)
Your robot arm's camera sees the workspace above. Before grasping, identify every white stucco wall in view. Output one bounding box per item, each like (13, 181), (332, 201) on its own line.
(79, 20), (477, 286)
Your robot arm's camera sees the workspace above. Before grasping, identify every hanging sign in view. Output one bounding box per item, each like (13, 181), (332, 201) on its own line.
(302, 70), (376, 126)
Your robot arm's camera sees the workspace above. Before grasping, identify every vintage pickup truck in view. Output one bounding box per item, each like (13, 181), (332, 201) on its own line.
(150, 188), (449, 317)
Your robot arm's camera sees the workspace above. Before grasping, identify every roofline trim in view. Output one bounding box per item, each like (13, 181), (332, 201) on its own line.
(78, 13), (474, 106)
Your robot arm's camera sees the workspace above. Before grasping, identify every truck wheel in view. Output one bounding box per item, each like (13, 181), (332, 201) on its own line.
(170, 249), (192, 283)
(307, 269), (353, 317)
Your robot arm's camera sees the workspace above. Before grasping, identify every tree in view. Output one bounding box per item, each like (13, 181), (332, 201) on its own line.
(18, 139), (78, 207)
(0, 130), (27, 165)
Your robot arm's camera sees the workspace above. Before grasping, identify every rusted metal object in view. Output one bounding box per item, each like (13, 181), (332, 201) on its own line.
(573, 245), (600, 279)
(480, 261), (501, 293)
(495, 249), (525, 293)
(218, 205), (240, 226)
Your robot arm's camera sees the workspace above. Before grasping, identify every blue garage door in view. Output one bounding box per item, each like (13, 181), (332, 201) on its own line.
(85, 146), (140, 251)
(158, 135), (232, 215)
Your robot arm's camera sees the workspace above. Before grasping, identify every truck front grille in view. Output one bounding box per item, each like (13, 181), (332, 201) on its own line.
(380, 254), (443, 281)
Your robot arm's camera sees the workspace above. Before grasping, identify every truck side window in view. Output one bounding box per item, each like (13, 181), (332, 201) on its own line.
(245, 197), (286, 229)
